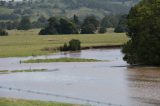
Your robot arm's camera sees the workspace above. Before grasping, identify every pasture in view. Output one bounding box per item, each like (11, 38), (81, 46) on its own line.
(0, 29), (128, 57)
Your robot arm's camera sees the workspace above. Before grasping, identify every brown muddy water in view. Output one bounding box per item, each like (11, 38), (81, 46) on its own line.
(0, 49), (160, 106)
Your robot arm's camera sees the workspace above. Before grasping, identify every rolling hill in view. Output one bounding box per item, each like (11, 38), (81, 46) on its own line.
(0, 0), (140, 21)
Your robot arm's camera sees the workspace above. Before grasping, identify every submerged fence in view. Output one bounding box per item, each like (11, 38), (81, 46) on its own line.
(0, 85), (123, 106)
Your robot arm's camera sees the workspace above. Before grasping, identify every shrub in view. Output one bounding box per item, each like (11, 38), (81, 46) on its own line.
(69, 39), (81, 51)
(39, 28), (58, 35)
(0, 29), (8, 36)
(60, 39), (81, 51)
(60, 43), (69, 51)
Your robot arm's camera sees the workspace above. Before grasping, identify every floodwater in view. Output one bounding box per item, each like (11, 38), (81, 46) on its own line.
(0, 49), (160, 106)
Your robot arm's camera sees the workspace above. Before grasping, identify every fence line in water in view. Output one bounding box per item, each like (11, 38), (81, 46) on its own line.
(0, 85), (123, 106)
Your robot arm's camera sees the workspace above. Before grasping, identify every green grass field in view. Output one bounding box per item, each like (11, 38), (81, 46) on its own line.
(0, 29), (128, 57)
(0, 98), (81, 106)
(23, 57), (100, 63)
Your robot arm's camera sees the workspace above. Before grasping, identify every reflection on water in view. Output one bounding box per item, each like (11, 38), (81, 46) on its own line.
(0, 49), (160, 106)
(127, 67), (160, 106)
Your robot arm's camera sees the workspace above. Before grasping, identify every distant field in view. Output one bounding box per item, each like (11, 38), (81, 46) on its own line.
(0, 98), (80, 106)
(0, 29), (128, 57)
(0, 6), (13, 14)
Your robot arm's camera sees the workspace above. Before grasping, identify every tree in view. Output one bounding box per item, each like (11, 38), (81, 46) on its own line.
(39, 17), (59, 35)
(59, 18), (78, 34)
(101, 15), (118, 28)
(99, 27), (107, 33)
(73, 14), (79, 25)
(22, 9), (33, 15)
(33, 16), (47, 28)
(0, 29), (8, 36)
(122, 0), (160, 66)
(114, 15), (127, 33)
(72, 14), (80, 33)
(18, 17), (31, 30)
(0, 21), (19, 30)
(39, 17), (78, 35)
(38, 16), (47, 23)
(83, 16), (99, 29)
(81, 16), (99, 34)
(81, 23), (96, 34)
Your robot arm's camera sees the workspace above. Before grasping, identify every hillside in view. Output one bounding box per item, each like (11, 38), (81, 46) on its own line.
(0, 0), (140, 21)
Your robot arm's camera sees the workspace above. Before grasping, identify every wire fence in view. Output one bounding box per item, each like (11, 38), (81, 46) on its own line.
(0, 85), (123, 106)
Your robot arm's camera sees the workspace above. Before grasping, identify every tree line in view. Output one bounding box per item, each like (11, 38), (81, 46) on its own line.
(0, 15), (47, 30)
(0, 14), (127, 35)
(39, 15), (128, 35)
(0, 0), (139, 15)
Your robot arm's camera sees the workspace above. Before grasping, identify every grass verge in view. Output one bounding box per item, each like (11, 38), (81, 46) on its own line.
(0, 98), (81, 106)
(23, 58), (100, 63)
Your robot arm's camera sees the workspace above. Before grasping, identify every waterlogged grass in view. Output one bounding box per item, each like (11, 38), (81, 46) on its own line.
(23, 58), (100, 63)
(0, 98), (81, 106)
(0, 29), (128, 57)
(0, 69), (46, 74)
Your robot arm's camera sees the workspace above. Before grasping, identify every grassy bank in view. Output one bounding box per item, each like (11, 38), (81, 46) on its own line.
(0, 29), (128, 57)
(0, 98), (81, 106)
(0, 69), (47, 74)
(23, 57), (100, 63)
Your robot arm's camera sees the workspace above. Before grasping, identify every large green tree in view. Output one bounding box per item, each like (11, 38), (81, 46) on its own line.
(114, 15), (127, 33)
(100, 15), (118, 28)
(122, 0), (160, 66)
(59, 18), (78, 34)
(39, 17), (78, 35)
(81, 16), (99, 34)
(39, 17), (59, 35)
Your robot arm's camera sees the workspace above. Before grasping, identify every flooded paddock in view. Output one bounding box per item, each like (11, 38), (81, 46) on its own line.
(0, 49), (160, 106)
